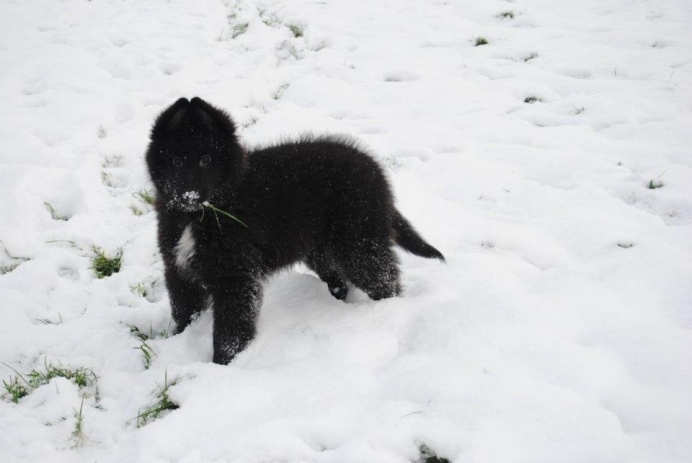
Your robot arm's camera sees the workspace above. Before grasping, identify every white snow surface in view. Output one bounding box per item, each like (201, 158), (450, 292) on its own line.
(1, 0), (692, 461)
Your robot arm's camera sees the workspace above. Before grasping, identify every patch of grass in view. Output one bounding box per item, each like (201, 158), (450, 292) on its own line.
(133, 371), (180, 428)
(137, 341), (156, 369)
(38, 313), (63, 325)
(524, 96), (541, 104)
(133, 189), (155, 206)
(128, 323), (170, 342)
(130, 204), (144, 216)
(523, 52), (538, 62)
(258, 8), (281, 27)
(26, 361), (97, 389)
(130, 282), (148, 298)
(2, 360), (98, 403)
(1, 240), (31, 275)
(499, 11), (515, 19)
(128, 323), (168, 370)
(128, 323), (170, 368)
(418, 444), (450, 463)
(231, 22), (249, 38)
(91, 246), (122, 279)
(287, 23), (304, 38)
(44, 202), (67, 221)
(71, 396), (86, 448)
(101, 154), (123, 169)
(273, 83), (289, 100)
(474, 36), (489, 46)
(570, 103), (585, 114)
(648, 178), (664, 189)
(1, 262), (21, 275)
(3, 375), (29, 403)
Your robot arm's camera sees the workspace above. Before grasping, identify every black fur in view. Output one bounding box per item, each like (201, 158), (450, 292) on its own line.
(146, 97), (444, 364)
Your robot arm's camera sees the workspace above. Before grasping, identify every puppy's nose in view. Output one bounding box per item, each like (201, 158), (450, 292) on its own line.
(181, 191), (200, 204)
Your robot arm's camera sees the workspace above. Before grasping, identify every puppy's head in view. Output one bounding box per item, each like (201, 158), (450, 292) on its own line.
(145, 97), (245, 212)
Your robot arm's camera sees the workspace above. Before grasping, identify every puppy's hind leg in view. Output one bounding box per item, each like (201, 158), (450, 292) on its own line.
(336, 239), (401, 301)
(306, 252), (349, 300)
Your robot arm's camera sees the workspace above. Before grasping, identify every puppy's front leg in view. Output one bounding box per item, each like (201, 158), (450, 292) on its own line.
(209, 276), (263, 365)
(165, 266), (208, 335)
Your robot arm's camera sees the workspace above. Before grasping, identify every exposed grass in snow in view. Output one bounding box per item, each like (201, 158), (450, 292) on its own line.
(90, 246), (122, 279)
(44, 202), (67, 221)
(232, 22), (249, 38)
(2, 374), (29, 403)
(0, 262), (22, 275)
(136, 340), (156, 369)
(128, 324), (170, 369)
(287, 23), (304, 38)
(649, 178), (665, 189)
(71, 397), (86, 448)
(133, 371), (180, 428)
(2, 360), (98, 403)
(474, 36), (489, 46)
(133, 189), (155, 206)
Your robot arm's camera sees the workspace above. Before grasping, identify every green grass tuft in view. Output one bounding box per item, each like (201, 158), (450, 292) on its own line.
(258, 8), (281, 27)
(232, 22), (249, 38)
(71, 396), (86, 448)
(91, 246), (122, 279)
(133, 189), (155, 206)
(130, 282), (148, 298)
(25, 360), (98, 389)
(3, 375), (29, 403)
(128, 324), (170, 368)
(287, 23), (304, 38)
(648, 178), (664, 189)
(273, 83), (289, 100)
(133, 371), (180, 428)
(128, 323), (170, 342)
(474, 36), (489, 46)
(500, 11), (515, 19)
(136, 341), (156, 369)
(2, 360), (98, 403)
(1, 262), (21, 275)
(44, 202), (67, 221)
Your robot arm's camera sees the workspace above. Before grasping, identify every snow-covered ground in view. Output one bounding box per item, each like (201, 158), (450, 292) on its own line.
(1, 0), (692, 461)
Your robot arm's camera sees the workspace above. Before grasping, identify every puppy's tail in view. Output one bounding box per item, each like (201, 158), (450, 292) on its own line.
(392, 209), (445, 261)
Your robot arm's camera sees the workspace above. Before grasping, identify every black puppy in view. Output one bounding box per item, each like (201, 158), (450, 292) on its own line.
(146, 97), (444, 364)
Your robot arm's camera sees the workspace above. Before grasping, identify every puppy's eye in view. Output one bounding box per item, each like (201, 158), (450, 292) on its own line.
(172, 157), (183, 167)
(200, 155), (212, 167)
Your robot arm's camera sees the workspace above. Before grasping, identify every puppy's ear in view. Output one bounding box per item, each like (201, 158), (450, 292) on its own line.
(190, 97), (236, 136)
(151, 98), (190, 139)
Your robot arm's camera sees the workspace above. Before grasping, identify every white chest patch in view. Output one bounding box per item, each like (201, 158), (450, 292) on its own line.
(175, 225), (196, 270)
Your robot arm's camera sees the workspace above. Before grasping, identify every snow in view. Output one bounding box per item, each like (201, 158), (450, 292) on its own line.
(1, 0), (692, 461)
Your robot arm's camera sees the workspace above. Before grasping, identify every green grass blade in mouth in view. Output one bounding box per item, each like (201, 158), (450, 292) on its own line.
(202, 201), (248, 228)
